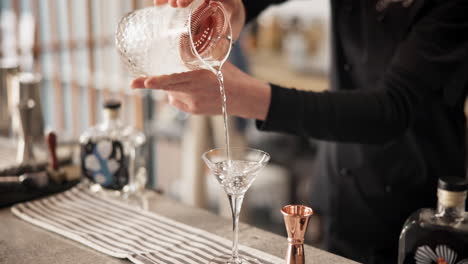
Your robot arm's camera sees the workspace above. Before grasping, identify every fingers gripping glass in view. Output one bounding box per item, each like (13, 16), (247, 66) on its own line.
(115, 0), (232, 76)
(115, 0), (232, 117)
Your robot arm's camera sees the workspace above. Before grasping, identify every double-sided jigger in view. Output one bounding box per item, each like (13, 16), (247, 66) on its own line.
(281, 205), (313, 264)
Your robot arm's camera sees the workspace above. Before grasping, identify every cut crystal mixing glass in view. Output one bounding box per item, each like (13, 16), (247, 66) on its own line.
(202, 148), (270, 264)
(115, 0), (233, 77)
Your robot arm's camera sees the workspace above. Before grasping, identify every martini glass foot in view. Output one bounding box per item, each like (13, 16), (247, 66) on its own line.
(208, 254), (262, 264)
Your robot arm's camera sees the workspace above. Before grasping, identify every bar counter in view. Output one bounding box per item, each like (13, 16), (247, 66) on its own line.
(0, 191), (359, 264)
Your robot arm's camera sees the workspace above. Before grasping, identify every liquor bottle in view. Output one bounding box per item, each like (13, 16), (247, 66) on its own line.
(80, 100), (146, 195)
(398, 177), (468, 264)
(283, 16), (308, 73)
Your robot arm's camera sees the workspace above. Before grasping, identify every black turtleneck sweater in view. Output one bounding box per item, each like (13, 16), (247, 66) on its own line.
(243, 0), (468, 263)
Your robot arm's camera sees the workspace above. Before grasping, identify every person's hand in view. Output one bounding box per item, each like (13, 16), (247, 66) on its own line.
(154, 0), (192, 8)
(153, 0), (245, 41)
(131, 62), (271, 120)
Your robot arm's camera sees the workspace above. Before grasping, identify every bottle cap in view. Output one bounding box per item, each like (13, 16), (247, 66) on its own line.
(438, 177), (468, 192)
(103, 100), (121, 110)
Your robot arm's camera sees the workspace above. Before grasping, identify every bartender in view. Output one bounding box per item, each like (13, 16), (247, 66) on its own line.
(133, 0), (468, 263)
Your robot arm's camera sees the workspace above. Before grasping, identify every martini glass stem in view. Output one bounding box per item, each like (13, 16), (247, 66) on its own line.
(228, 194), (245, 261)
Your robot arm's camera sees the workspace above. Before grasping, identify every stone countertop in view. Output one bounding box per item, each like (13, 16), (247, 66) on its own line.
(0, 192), (359, 264)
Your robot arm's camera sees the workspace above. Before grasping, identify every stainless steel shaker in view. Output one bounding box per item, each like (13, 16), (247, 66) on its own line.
(16, 100), (36, 163)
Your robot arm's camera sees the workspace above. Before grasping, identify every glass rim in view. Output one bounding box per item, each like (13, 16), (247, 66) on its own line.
(201, 147), (270, 158)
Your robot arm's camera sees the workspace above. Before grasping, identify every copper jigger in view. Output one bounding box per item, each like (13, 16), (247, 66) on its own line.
(281, 205), (313, 264)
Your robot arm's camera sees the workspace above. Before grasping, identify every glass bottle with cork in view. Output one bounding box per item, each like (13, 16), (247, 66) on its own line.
(80, 100), (146, 196)
(398, 177), (468, 264)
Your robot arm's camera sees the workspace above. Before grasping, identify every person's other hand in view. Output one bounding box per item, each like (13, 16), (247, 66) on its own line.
(131, 62), (271, 120)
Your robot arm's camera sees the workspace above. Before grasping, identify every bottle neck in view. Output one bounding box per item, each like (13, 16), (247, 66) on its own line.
(103, 109), (121, 129)
(436, 189), (466, 221)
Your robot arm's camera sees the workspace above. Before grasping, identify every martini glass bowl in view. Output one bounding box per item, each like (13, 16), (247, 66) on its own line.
(202, 147), (270, 264)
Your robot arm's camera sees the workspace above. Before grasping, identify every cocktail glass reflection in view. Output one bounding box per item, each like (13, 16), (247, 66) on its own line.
(202, 147), (270, 264)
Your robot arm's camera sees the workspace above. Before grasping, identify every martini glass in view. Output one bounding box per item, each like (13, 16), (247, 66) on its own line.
(202, 147), (270, 264)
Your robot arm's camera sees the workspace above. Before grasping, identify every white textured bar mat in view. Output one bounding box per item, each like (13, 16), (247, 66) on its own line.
(11, 185), (283, 264)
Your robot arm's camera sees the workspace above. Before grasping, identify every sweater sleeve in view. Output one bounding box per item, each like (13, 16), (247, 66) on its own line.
(242, 0), (286, 23)
(257, 0), (468, 144)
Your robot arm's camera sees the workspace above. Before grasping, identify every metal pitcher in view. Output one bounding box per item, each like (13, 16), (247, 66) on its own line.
(0, 61), (19, 136)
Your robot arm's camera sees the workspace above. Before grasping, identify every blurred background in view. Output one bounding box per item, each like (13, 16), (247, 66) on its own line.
(0, 0), (331, 247)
